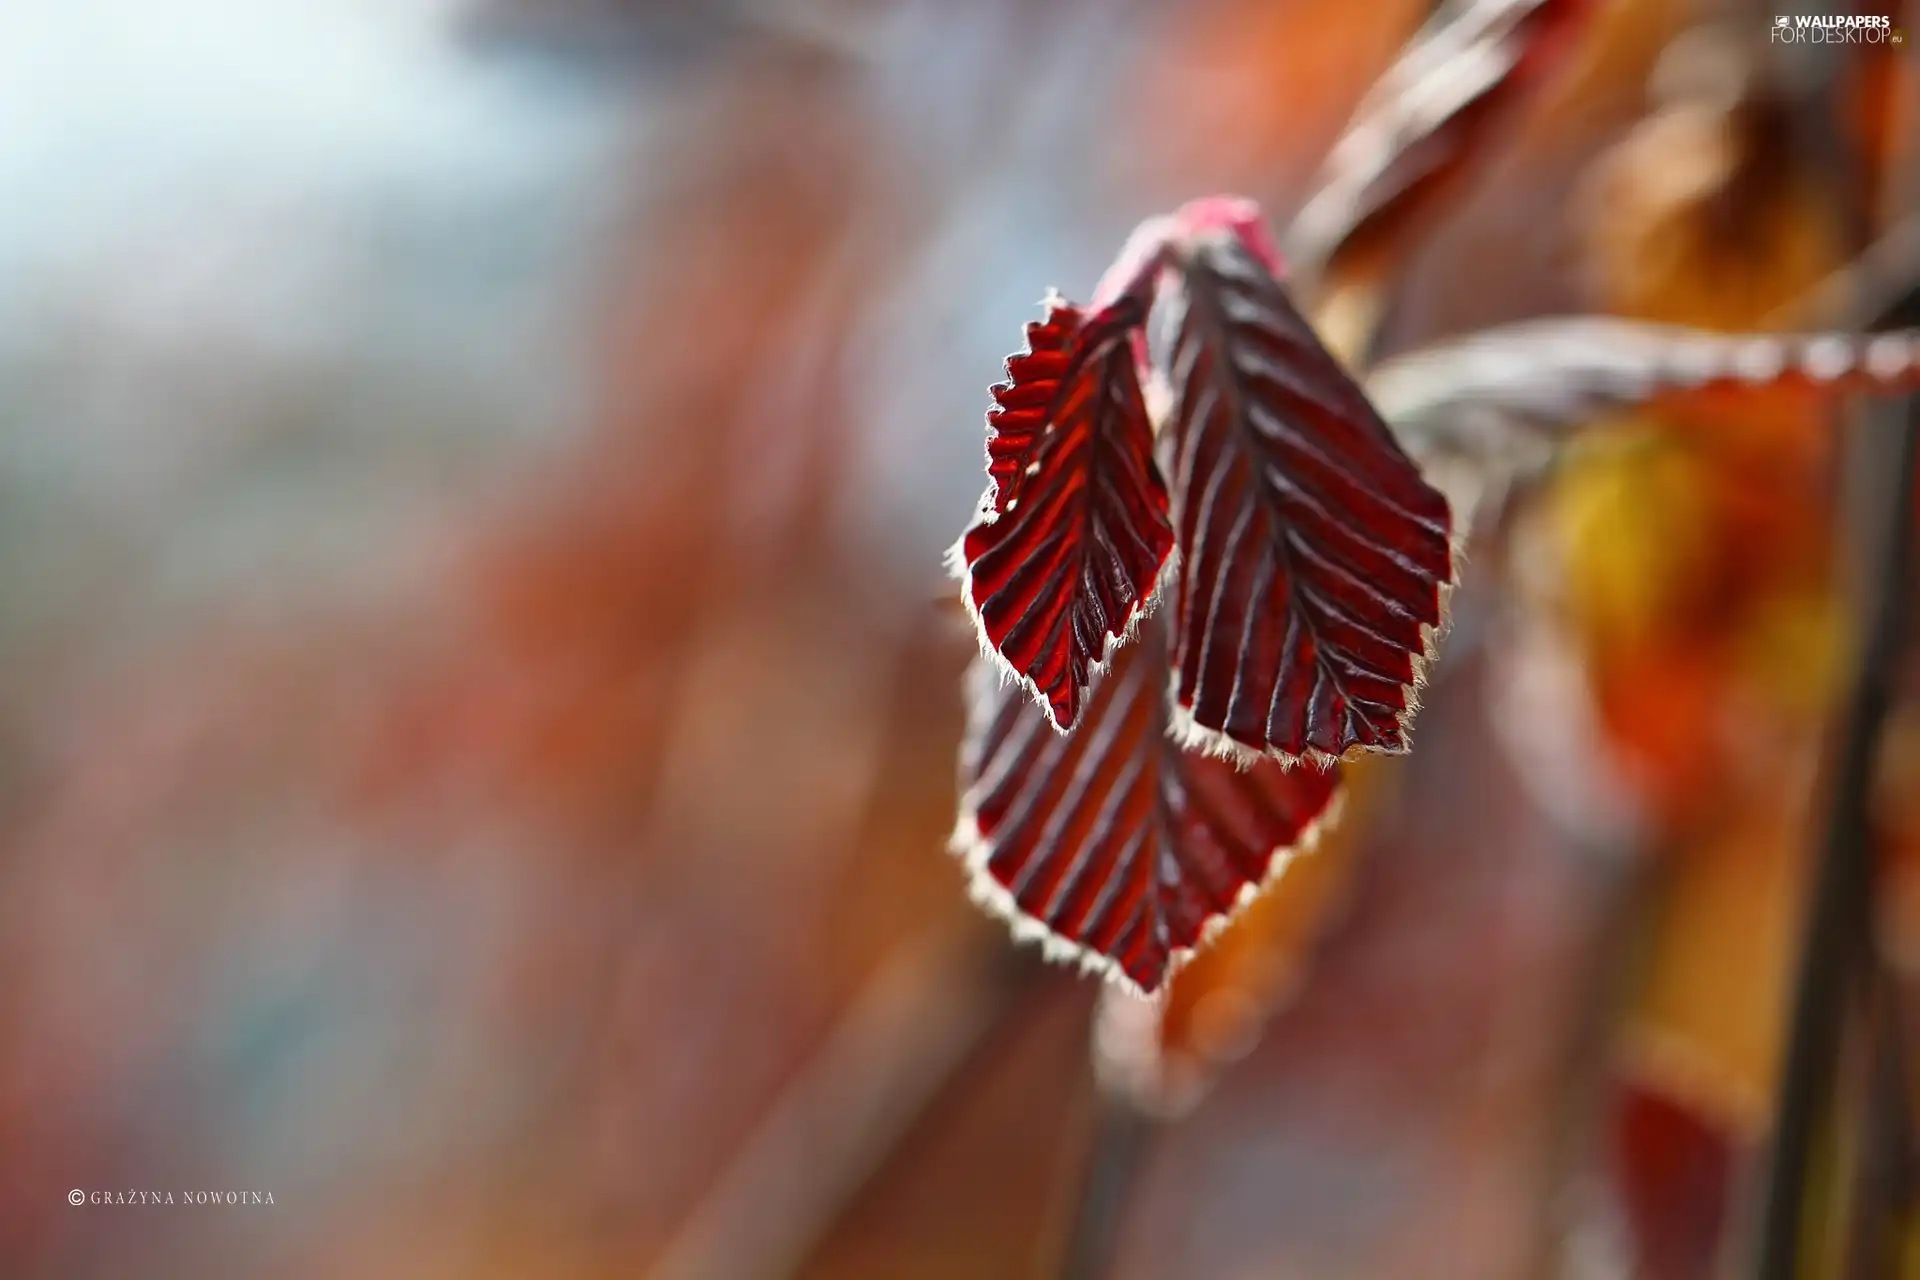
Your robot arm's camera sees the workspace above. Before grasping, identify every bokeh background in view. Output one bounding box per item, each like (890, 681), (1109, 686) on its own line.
(3, 0), (1917, 1276)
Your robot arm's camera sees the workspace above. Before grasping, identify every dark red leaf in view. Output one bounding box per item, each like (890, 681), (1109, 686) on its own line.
(953, 297), (1174, 731)
(1158, 229), (1455, 764)
(1611, 1081), (1733, 1280)
(954, 615), (1342, 994)
(1286, 0), (1595, 280)
(976, 300), (1077, 517)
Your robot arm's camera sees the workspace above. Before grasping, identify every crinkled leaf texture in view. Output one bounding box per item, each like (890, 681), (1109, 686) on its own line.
(954, 615), (1342, 994)
(952, 296), (1173, 731)
(1158, 230), (1455, 765)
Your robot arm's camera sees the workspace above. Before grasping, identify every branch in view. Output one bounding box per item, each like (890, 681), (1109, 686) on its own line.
(1753, 390), (1918, 1280)
(1055, 1094), (1152, 1280)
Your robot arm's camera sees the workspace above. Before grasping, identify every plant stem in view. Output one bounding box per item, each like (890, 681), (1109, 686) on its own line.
(1057, 1094), (1150, 1280)
(1754, 394), (1919, 1280)
(1846, 964), (1914, 1278)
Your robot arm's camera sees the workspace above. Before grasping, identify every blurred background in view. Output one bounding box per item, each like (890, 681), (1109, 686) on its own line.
(2, 0), (1917, 1276)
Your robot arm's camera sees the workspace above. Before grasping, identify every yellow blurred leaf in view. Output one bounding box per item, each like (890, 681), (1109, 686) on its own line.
(1619, 764), (1814, 1135)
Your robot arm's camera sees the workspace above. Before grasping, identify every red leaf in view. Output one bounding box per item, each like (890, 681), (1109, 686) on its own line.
(1286, 0), (1596, 279)
(953, 297), (1174, 731)
(976, 300), (1077, 516)
(1158, 227), (1455, 764)
(953, 615), (1342, 994)
(1611, 1082), (1733, 1280)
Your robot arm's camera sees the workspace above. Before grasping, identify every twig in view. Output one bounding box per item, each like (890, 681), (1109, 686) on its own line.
(1846, 963), (1914, 1278)
(650, 926), (1021, 1280)
(1770, 213), (1920, 331)
(1056, 1094), (1152, 1280)
(1753, 390), (1919, 1280)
